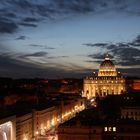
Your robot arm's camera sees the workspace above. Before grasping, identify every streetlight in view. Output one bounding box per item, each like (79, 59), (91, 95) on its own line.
(35, 131), (39, 140)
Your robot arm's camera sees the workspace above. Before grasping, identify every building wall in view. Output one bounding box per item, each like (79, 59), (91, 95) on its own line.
(58, 126), (103, 140)
(32, 98), (86, 139)
(116, 124), (140, 140)
(33, 106), (58, 137)
(58, 123), (140, 140)
(0, 97), (86, 140)
(121, 107), (140, 120)
(83, 77), (125, 99)
(0, 116), (16, 140)
(61, 98), (86, 123)
(16, 113), (33, 140)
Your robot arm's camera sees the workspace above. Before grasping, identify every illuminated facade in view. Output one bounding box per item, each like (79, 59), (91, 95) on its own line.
(83, 54), (126, 99)
(16, 113), (33, 140)
(0, 116), (16, 140)
(0, 97), (85, 140)
(34, 98), (85, 139)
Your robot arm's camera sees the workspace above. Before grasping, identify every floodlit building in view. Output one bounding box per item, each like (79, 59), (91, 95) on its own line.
(0, 116), (16, 140)
(58, 107), (140, 140)
(58, 108), (103, 140)
(83, 54), (126, 99)
(121, 106), (140, 121)
(0, 95), (86, 140)
(16, 113), (33, 140)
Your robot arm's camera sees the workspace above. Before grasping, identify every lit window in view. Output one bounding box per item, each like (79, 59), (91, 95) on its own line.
(113, 127), (116, 132)
(104, 127), (107, 132)
(109, 127), (112, 131)
(36, 131), (39, 135)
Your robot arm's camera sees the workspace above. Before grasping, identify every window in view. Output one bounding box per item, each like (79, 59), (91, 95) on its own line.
(104, 127), (107, 132)
(109, 127), (112, 131)
(104, 127), (116, 132)
(113, 127), (116, 132)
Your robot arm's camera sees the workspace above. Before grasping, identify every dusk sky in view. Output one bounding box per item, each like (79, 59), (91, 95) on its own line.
(0, 0), (140, 78)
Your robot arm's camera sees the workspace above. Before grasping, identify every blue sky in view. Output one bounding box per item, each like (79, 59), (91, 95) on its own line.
(0, 0), (140, 78)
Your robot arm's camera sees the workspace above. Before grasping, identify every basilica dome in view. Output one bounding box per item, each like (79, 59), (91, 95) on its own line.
(100, 55), (115, 70)
(98, 54), (117, 76)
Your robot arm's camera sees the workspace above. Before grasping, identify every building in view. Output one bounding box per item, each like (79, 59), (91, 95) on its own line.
(83, 54), (126, 99)
(0, 95), (86, 140)
(103, 121), (140, 140)
(58, 107), (140, 140)
(58, 108), (103, 140)
(121, 107), (140, 121)
(0, 116), (16, 140)
(16, 113), (33, 140)
(58, 123), (103, 140)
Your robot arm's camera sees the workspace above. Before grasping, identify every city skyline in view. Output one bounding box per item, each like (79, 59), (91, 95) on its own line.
(0, 0), (140, 78)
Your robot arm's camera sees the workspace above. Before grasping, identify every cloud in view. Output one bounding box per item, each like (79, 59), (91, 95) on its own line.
(22, 51), (48, 58)
(23, 17), (39, 22)
(83, 43), (108, 47)
(0, 53), (85, 78)
(0, 52), (139, 78)
(86, 60), (102, 64)
(85, 35), (140, 66)
(2, 0), (140, 22)
(0, 19), (18, 33)
(19, 23), (37, 27)
(0, 53), (50, 78)
(4, 13), (17, 18)
(29, 44), (55, 49)
(1, 0), (140, 35)
(114, 47), (140, 66)
(29, 44), (43, 47)
(15, 35), (27, 40)
(47, 56), (68, 59)
(87, 53), (114, 67)
(130, 35), (140, 46)
(55, 0), (93, 13)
